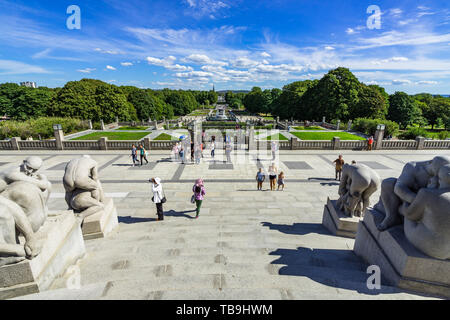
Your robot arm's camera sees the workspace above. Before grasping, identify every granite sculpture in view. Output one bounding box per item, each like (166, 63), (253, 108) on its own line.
(63, 155), (118, 239)
(337, 163), (381, 217)
(375, 155), (450, 232)
(63, 155), (105, 219)
(0, 157), (51, 266)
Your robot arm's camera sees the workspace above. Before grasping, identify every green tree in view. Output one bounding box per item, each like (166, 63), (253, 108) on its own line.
(388, 92), (419, 129)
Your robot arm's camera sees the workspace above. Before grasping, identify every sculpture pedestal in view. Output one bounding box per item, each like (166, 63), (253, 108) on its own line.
(354, 208), (450, 298)
(0, 212), (86, 299)
(80, 197), (118, 240)
(322, 197), (361, 238)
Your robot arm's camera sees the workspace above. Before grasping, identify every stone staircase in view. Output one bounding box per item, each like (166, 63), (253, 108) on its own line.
(15, 183), (437, 300)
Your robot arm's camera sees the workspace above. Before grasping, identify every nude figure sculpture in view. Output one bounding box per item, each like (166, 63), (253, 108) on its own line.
(375, 156), (450, 231)
(63, 155), (105, 219)
(336, 163), (381, 217)
(398, 164), (450, 260)
(0, 156), (52, 266)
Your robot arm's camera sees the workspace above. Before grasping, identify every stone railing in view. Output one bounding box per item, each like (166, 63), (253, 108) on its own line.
(18, 140), (57, 150)
(63, 140), (100, 150)
(0, 136), (448, 151)
(0, 140), (12, 150)
(296, 140), (333, 150)
(423, 140), (450, 149)
(381, 140), (417, 150)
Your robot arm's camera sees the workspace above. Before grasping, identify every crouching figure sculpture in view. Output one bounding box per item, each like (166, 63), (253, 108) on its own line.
(63, 155), (118, 239)
(63, 155), (105, 219)
(337, 163), (381, 217)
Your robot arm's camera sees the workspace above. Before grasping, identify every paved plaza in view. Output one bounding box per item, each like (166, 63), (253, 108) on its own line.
(4, 149), (449, 300)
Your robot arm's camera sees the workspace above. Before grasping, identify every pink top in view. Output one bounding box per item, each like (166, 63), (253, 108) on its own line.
(193, 184), (206, 200)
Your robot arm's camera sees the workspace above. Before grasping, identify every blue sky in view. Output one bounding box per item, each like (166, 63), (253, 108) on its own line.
(0, 0), (449, 94)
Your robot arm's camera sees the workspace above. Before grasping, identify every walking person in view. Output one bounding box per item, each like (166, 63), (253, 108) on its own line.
(277, 171), (285, 191)
(194, 143), (201, 164)
(179, 147), (185, 165)
(131, 144), (139, 167)
(192, 179), (206, 219)
(225, 141), (232, 163)
(210, 138), (216, 159)
(173, 143), (179, 162)
(271, 141), (278, 161)
(139, 144), (149, 166)
(151, 177), (166, 221)
(256, 168), (265, 190)
(268, 163), (278, 191)
(333, 155), (345, 181)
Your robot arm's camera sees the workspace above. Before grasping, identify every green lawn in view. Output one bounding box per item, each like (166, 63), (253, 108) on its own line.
(293, 126), (324, 131)
(72, 132), (149, 141)
(291, 132), (365, 141)
(116, 126), (149, 130)
(153, 133), (177, 141)
(264, 133), (289, 141)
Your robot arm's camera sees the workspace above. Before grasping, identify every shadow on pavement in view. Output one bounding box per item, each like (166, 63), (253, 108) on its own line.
(261, 222), (331, 236)
(165, 209), (197, 219)
(268, 246), (403, 295)
(118, 216), (157, 224)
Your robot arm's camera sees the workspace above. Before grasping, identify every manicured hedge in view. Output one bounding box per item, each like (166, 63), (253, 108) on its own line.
(0, 117), (89, 140)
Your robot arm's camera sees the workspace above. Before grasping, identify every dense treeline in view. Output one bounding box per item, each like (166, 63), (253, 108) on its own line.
(243, 67), (450, 130)
(0, 79), (218, 123)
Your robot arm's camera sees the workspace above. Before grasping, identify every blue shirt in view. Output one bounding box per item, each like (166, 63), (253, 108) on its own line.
(257, 172), (265, 181)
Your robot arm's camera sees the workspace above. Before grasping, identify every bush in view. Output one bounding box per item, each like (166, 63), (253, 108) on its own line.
(352, 118), (399, 137)
(398, 127), (428, 140)
(0, 117), (89, 140)
(437, 131), (450, 140)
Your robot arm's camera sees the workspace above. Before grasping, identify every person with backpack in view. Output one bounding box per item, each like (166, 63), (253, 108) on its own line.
(192, 179), (206, 219)
(151, 177), (165, 221)
(139, 144), (149, 166)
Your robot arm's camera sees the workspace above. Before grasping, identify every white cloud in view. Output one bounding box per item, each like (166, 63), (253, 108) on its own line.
(390, 8), (403, 16)
(77, 68), (96, 73)
(416, 80), (438, 85)
(392, 79), (412, 85)
(106, 65), (116, 71)
(121, 62), (133, 67)
(181, 54), (227, 66)
(95, 48), (121, 55)
(346, 28), (355, 35)
(232, 57), (259, 68)
(325, 46), (335, 51)
(0, 59), (50, 75)
(261, 52), (271, 58)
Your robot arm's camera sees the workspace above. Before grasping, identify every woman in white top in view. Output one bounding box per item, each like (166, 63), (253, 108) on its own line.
(268, 163), (278, 191)
(151, 177), (164, 221)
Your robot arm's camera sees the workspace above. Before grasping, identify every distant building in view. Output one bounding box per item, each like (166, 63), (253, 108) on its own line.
(20, 81), (37, 88)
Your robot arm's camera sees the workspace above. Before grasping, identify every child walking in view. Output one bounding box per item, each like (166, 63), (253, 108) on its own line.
(277, 172), (285, 191)
(192, 179), (206, 219)
(256, 168), (265, 190)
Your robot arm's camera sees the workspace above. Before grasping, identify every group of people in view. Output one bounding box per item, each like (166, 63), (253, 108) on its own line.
(131, 144), (149, 166)
(333, 155), (357, 180)
(171, 135), (237, 164)
(256, 164), (285, 191)
(150, 177), (206, 221)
